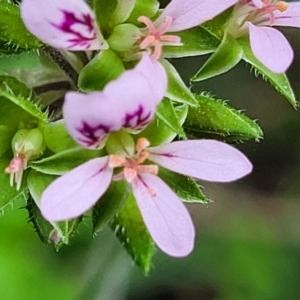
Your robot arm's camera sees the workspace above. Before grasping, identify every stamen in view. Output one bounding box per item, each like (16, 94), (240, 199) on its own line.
(137, 150), (149, 164)
(138, 15), (181, 60)
(152, 41), (163, 61)
(276, 1), (288, 12)
(138, 16), (156, 34)
(136, 138), (150, 152)
(160, 35), (181, 44)
(124, 167), (137, 183)
(138, 165), (159, 175)
(156, 16), (173, 35)
(108, 155), (126, 168)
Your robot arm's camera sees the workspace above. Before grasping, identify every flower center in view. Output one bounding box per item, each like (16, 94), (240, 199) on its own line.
(249, 0), (288, 25)
(137, 16), (181, 60)
(108, 137), (158, 184)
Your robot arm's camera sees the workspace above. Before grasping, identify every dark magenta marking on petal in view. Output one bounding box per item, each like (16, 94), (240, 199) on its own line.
(51, 10), (99, 48)
(123, 105), (153, 131)
(77, 121), (110, 147)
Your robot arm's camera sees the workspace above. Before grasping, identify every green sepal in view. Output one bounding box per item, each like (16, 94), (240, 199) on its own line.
(201, 7), (234, 40)
(156, 98), (186, 139)
(43, 120), (77, 153)
(110, 193), (155, 275)
(0, 151), (28, 211)
(126, 0), (159, 25)
(93, 180), (130, 233)
(111, 0), (136, 25)
(136, 104), (188, 146)
(192, 32), (243, 82)
(164, 27), (219, 58)
(92, 0), (118, 36)
(0, 76), (48, 123)
(30, 147), (105, 175)
(0, 2), (41, 54)
(238, 37), (297, 108)
(161, 59), (197, 106)
(78, 50), (125, 92)
(159, 167), (210, 204)
(184, 93), (263, 141)
(27, 170), (81, 248)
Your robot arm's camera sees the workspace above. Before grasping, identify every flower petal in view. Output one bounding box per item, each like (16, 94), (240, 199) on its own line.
(273, 2), (300, 28)
(148, 140), (252, 182)
(132, 172), (195, 257)
(134, 54), (167, 105)
(63, 92), (124, 149)
(21, 0), (107, 50)
(251, 0), (263, 9)
(248, 23), (293, 73)
(156, 0), (238, 32)
(103, 55), (165, 132)
(41, 157), (113, 222)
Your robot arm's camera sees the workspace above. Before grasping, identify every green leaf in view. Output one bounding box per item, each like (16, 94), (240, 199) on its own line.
(136, 104), (188, 146)
(0, 125), (13, 157)
(0, 2), (41, 53)
(164, 27), (219, 58)
(110, 193), (155, 275)
(0, 51), (70, 89)
(78, 50), (125, 92)
(0, 151), (28, 211)
(155, 98), (186, 139)
(44, 120), (77, 153)
(192, 32), (243, 82)
(238, 37), (297, 108)
(161, 59), (197, 106)
(93, 180), (130, 233)
(0, 76), (49, 123)
(126, 0), (159, 25)
(184, 93), (263, 141)
(159, 167), (210, 204)
(30, 147), (105, 175)
(27, 170), (81, 248)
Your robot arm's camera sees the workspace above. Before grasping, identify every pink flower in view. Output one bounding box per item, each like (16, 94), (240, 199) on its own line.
(20, 0), (108, 50)
(39, 54), (252, 257)
(138, 0), (238, 59)
(229, 0), (300, 73)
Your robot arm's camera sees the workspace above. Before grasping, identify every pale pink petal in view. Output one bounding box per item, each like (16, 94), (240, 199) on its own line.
(248, 23), (293, 73)
(134, 54), (167, 105)
(103, 55), (164, 132)
(20, 0), (107, 50)
(148, 140), (252, 182)
(63, 92), (124, 149)
(132, 172), (195, 257)
(41, 157), (113, 222)
(156, 0), (238, 32)
(273, 3), (300, 28)
(251, 0), (263, 8)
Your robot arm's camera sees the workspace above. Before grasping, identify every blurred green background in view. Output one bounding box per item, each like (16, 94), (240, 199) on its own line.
(2, 5), (300, 300)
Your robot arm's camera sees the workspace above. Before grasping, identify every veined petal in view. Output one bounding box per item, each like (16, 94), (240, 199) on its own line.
(21, 0), (107, 50)
(156, 0), (238, 32)
(41, 157), (113, 222)
(248, 23), (293, 73)
(132, 172), (195, 257)
(148, 140), (252, 182)
(273, 3), (300, 28)
(134, 54), (167, 105)
(103, 55), (164, 132)
(63, 92), (124, 149)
